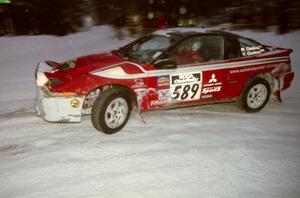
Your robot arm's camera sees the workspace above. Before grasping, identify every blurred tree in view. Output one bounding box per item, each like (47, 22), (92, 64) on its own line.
(4, 0), (299, 36)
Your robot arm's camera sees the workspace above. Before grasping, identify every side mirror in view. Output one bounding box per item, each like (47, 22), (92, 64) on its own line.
(154, 59), (177, 69)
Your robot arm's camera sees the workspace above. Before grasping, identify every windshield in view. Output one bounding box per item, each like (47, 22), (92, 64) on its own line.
(117, 35), (174, 63)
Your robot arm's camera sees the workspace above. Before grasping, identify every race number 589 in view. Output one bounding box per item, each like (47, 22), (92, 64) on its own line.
(170, 72), (201, 102)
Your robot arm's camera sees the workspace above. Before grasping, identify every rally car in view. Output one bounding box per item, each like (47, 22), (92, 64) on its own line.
(35, 28), (294, 134)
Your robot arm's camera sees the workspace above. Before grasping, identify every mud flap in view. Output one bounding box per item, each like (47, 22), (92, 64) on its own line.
(271, 71), (294, 102)
(272, 90), (282, 102)
(134, 104), (146, 124)
(269, 74), (282, 102)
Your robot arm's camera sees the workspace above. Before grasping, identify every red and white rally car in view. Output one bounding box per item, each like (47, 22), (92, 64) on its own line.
(35, 28), (294, 134)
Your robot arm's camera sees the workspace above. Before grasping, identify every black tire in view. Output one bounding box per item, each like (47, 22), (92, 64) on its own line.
(240, 78), (271, 113)
(91, 88), (131, 134)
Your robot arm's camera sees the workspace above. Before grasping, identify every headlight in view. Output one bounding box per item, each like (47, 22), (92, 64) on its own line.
(36, 72), (49, 87)
(50, 92), (78, 97)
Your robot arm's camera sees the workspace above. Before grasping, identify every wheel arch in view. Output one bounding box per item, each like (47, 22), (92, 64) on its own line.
(107, 84), (137, 106)
(238, 73), (274, 103)
(238, 75), (272, 112)
(255, 72), (276, 92)
(252, 72), (281, 101)
(82, 83), (137, 112)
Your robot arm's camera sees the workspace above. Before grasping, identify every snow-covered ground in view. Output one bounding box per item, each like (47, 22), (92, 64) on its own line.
(0, 26), (299, 198)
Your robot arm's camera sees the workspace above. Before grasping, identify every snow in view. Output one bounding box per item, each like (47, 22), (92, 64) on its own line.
(1, 26), (300, 198)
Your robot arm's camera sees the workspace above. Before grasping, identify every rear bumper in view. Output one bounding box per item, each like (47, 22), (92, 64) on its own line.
(279, 71), (294, 90)
(35, 87), (85, 122)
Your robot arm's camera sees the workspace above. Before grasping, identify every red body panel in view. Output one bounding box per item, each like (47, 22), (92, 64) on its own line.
(44, 47), (294, 112)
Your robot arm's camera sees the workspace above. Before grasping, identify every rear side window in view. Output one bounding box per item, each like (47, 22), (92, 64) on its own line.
(239, 37), (265, 57)
(198, 35), (224, 61)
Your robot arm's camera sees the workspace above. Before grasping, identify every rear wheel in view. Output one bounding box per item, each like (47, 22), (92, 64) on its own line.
(240, 78), (271, 112)
(91, 89), (131, 134)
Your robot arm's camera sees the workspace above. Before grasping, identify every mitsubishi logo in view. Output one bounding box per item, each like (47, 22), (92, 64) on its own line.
(209, 73), (217, 83)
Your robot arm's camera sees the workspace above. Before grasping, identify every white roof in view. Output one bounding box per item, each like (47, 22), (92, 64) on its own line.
(153, 27), (207, 36)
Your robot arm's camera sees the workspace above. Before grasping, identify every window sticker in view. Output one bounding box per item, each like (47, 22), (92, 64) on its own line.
(170, 72), (202, 102)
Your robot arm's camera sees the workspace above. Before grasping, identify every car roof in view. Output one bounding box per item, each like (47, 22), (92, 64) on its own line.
(153, 27), (207, 36)
(153, 27), (240, 39)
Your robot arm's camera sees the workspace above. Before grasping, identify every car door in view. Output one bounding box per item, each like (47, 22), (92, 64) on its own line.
(200, 34), (241, 101)
(148, 34), (228, 109)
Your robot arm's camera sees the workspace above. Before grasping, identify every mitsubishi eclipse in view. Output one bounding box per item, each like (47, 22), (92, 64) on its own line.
(35, 28), (294, 134)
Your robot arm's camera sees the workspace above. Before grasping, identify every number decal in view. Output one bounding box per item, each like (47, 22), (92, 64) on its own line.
(191, 84), (200, 99)
(172, 85), (182, 99)
(170, 72), (202, 102)
(181, 85), (190, 100)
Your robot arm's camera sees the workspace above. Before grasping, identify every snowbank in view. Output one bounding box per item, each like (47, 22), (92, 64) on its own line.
(0, 26), (132, 113)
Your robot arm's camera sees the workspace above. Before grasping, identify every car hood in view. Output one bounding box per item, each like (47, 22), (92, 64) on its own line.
(69, 52), (125, 72)
(74, 52), (124, 68)
(50, 52), (126, 79)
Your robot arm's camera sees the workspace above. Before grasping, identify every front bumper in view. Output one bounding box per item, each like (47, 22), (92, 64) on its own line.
(35, 87), (85, 122)
(35, 62), (85, 122)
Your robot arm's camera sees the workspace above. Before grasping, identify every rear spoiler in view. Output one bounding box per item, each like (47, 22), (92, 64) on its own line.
(264, 45), (293, 54)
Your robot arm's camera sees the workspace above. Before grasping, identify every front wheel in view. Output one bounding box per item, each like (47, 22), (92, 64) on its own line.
(91, 89), (131, 134)
(240, 78), (271, 113)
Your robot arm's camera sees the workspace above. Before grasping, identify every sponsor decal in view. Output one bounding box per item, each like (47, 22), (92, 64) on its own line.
(202, 73), (222, 94)
(230, 65), (266, 74)
(150, 89), (171, 106)
(171, 73), (200, 85)
(134, 87), (155, 110)
(208, 73), (217, 83)
(150, 99), (169, 106)
(70, 98), (80, 108)
(170, 72), (202, 102)
(202, 86), (222, 94)
(157, 75), (170, 87)
(132, 79), (146, 88)
(201, 94), (213, 99)
(158, 89), (170, 100)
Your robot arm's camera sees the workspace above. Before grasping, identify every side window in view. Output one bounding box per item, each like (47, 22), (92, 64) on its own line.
(167, 35), (224, 67)
(130, 36), (171, 62)
(225, 37), (241, 59)
(239, 37), (265, 57)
